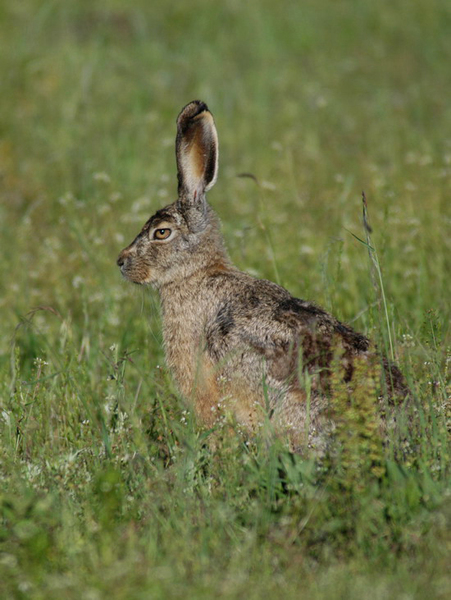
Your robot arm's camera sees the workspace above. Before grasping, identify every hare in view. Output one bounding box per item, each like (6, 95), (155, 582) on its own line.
(117, 100), (408, 453)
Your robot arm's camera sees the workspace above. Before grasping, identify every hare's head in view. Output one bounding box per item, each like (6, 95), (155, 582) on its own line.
(117, 101), (227, 287)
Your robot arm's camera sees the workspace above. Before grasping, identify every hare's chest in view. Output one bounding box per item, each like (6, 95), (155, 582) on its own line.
(160, 297), (210, 387)
(162, 321), (221, 425)
(161, 314), (263, 430)
(160, 289), (266, 430)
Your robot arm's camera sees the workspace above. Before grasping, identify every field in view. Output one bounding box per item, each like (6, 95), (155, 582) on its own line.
(0, 0), (450, 598)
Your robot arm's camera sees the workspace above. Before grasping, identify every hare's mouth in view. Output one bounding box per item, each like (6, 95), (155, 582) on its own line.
(117, 251), (145, 284)
(117, 257), (149, 285)
(118, 260), (151, 285)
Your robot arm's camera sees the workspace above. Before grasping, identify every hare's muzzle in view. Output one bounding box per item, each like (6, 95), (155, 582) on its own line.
(117, 246), (149, 284)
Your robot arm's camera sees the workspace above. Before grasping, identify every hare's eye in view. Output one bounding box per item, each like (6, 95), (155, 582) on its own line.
(153, 228), (172, 240)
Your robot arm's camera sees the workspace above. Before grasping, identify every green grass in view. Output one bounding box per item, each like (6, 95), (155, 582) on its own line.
(1, 0), (450, 598)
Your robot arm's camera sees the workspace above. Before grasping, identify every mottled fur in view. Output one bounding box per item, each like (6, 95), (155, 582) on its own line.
(117, 100), (408, 453)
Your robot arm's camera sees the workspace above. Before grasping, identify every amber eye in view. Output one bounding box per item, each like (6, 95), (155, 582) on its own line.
(153, 228), (172, 240)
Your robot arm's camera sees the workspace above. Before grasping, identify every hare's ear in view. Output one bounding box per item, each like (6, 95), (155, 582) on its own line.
(176, 100), (218, 206)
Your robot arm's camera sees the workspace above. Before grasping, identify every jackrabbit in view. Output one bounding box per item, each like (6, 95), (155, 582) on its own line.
(117, 100), (408, 453)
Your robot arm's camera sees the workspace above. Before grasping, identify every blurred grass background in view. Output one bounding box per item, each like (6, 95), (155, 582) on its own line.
(0, 0), (450, 598)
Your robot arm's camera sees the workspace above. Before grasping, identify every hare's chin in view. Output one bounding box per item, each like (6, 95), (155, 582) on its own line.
(120, 268), (151, 285)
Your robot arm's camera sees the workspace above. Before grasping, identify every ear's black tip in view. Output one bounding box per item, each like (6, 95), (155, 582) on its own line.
(177, 100), (210, 131)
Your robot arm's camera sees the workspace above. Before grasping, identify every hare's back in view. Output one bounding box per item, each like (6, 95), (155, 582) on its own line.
(204, 271), (370, 364)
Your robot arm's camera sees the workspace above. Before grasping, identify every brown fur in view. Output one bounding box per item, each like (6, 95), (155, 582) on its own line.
(117, 100), (409, 454)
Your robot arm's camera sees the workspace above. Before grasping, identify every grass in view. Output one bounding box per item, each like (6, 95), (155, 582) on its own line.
(0, 0), (450, 598)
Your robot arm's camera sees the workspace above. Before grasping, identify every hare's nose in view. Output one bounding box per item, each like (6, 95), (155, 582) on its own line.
(117, 253), (126, 267)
